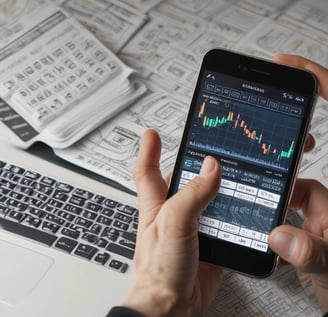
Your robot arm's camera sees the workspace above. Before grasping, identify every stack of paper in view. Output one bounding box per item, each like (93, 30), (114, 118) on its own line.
(0, 0), (146, 149)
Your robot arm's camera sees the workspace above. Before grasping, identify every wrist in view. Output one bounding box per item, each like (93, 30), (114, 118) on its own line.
(123, 282), (182, 317)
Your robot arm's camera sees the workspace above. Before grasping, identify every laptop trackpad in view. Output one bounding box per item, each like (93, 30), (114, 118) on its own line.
(0, 239), (54, 306)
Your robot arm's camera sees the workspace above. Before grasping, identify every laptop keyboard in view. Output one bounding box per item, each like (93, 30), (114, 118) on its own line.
(0, 160), (138, 273)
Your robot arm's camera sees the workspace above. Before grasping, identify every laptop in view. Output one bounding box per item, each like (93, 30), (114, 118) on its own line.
(0, 139), (137, 317)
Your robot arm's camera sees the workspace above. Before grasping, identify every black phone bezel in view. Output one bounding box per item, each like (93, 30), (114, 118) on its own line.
(167, 49), (317, 278)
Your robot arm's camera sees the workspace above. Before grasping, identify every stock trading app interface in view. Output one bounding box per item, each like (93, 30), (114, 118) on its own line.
(177, 70), (306, 253)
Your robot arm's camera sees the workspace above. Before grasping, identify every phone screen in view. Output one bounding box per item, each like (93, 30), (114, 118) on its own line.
(170, 67), (311, 255)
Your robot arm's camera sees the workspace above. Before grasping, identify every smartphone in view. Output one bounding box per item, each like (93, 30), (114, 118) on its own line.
(167, 49), (317, 278)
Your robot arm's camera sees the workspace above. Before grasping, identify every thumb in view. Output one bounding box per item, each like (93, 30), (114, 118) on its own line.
(165, 156), (221, 226)
(269, 225), (328, 274)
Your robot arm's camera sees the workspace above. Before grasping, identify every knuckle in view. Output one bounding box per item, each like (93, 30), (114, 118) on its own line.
(133, 165), (145, 179)
(183, 177), (206, 201)
(297, 237), (317, 268)
(296, 236), (328, 272)
(133, 165), (156, 182)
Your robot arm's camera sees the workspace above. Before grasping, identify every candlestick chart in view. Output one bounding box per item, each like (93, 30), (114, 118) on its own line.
(190, 98), (301, 170)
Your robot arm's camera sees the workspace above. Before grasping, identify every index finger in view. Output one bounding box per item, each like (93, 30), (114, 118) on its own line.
(273, 54), (328, 100)
(133, 130), (168, 220)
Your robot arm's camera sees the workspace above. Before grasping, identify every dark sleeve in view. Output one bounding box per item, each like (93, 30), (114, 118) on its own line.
(322, 313), (328, 317)
(106, 306), (145, 317)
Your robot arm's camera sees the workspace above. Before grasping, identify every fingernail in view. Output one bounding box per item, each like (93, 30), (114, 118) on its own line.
(199, 156), (216, 177)
(270, 231), (297, 259)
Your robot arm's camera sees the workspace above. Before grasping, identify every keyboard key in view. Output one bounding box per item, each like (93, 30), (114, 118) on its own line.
(55, 237), (78, 253)
(115, 212), (132, 223)
(82, 210), (97, 220)
(0, 187), (10, 196)
(94, 252), (110, 265)
(53, 190), (69, 201)
(43, 205), (57, 214)
(109, 259), (128, 273)
(24, 170), (40, 180)
(27, 207), (45, 218)
(40, 176), (56, 186)
(119, 239), (136, 250)
(89, 223), (102, 235)
(96, 215), (112, 226)
(7, 199), (27, 211)
(42, 221), (60, 234)
(101, 227), (119, 241)
(0, 205), (10, 217)
(22, 216), (41, 228)
(104, 199), (118, 208)
(63, 203), (82, 215)
(13, 185), (33, 195)
(75, 217), (92, 229)
(92, 195), (105, 204)
(19, 178), (34, 187)
(120, 231), (137, 243)
(33, 182), (50, 192)
(56, 210), (75, 222)
(106, 243), (134, 260)
(94, 238), (108, 248)
(61, 227), (80, 239)
(0, 179), (16, 189)
(5, 165), (25, 175)
(81, 233), (98, 243)
(73, 188), (94, 199)
(66, 224), (86, 233)
(113, 220), (129, 231)
(8, 191), (23, 200)
(101, 208), (114, 217)
(46, 214), (65, 226)
(74, 243), (98, 259)
(7, 210), (25, 222)
(32, 192), (48, 201)
(28, 197), (43, 208)
(56, 182), (74, 193)
(117, 204), (137, 215)
(85, 202), (101, 212)
(69, 196), (85, 207)
(1, 171), (14, 180)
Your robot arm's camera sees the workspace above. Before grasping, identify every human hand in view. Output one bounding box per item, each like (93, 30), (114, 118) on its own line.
(269, 179), (328, 312)
(123, 129), (223, 317)
(269, 54), (328, 313)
